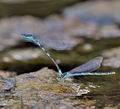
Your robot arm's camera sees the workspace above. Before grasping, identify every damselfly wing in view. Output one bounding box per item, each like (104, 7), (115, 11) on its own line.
(69, 57), (103, 74)
(63, 57), (115, 78)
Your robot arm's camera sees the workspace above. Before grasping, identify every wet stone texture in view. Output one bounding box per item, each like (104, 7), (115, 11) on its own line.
(102, 47), (120, 68)
(0, 68), (90, 108)
(0, 67), (119, 109)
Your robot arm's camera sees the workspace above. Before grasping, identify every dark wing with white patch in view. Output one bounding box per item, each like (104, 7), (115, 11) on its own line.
(69, 56), (103, 74)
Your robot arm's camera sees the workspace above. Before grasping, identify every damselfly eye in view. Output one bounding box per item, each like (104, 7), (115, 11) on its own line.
(21, 34), (34, 41)
(23, 34), (32, 37)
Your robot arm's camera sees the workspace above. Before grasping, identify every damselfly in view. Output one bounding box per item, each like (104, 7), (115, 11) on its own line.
(21, 33), (115, 79)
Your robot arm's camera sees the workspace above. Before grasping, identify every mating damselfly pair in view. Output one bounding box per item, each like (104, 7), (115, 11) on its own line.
(21, 33), (115, 79)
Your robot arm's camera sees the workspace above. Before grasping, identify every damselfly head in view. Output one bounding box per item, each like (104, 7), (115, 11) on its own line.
(21, 33), (35, 42)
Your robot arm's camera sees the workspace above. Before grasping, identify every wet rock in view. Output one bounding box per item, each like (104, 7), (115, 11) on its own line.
(0, 70), (16, 78)
(102, 47), (120, 68)
(63, 1), (120, 23)
(1, 48), (44, 62)
(15, 67), (89, 96)
(32, 100), (76, 109)
(97, 25), (120, 38)
(0, 17), (21, 51)
(0, 67), (119, 108)
(0, 77), (16, 93)
(0, 68), (91, 108)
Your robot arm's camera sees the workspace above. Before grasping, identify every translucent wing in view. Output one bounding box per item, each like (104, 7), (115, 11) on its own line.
(69, 56), (103, 74)
(62, 56), (104, 78)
